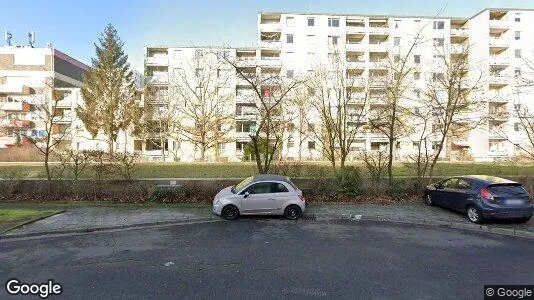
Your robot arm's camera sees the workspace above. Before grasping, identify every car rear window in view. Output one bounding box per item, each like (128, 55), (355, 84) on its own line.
(487, 184), (529, 197)
(286, 178), (298, 191)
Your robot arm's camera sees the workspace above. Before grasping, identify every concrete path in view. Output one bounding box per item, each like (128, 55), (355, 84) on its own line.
(1, 203), (532, 238)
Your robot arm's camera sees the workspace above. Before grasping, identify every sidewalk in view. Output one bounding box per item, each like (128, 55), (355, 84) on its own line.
(1, 203), (532, 239)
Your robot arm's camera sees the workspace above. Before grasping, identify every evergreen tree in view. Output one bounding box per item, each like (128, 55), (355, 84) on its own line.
(77, 24), (140, 154)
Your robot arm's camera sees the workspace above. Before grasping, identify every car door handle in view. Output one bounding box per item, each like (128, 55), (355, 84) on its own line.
(268, 198), (275, 201)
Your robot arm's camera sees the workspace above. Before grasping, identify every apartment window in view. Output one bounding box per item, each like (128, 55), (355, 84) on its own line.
(308, 87), (315, 96)
(286, 16), (295, 27)
(328, 35), (339, 45)
(394, 37), (400, 46)
(394, 72), (401, 80)
(328, 18), (340, 27)
(514, 123), (520, 131)
(286, 70), (294, 78)
(514, 104), (522, 111)
(432, 73), (444, 82)
(195, 68), (203, 78)
(217, 51), (230, 59)
(195, 50), (204, 59)
(287, 137), (294, 148)
(414, 72), (421, 80)
(515, 31), (521, 41)
(414, 55), (421, 64)
(394, 55), (400, 63)
(308, 17), (315, 26)
(515, 68), (521, 77)
(307, 123), (315, 132)
(433, 38), (444, 47)
(433, 21), (444, 30)
(218, 143), (226, 151)
(515, 17), (521, 22)
(515, 49), (522, 58)
(286, 34), (294, 44)
(307, 35), (316, 45)
(308, 141), (316, 150)
(414, 108), (420, 115)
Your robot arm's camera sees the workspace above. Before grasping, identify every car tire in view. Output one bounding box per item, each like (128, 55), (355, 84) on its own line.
(284, 205), (302, 220)
(221, 205), (239, 220)
(424, 194), (434, 206)
(466, 205), (483, 223)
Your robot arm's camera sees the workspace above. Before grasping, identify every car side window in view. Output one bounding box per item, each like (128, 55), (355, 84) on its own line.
(271, 183), (289, 193)
(247, 182), (272, 194)
(442, 178), (459, 189)
(457, 179), (472, 190)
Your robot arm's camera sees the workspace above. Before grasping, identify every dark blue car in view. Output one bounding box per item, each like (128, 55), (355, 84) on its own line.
(424, 175), (533, 223)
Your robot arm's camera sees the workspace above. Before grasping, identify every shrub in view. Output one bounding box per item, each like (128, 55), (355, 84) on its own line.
(387, 180), (406, 201)
(338, 166), (362, 197)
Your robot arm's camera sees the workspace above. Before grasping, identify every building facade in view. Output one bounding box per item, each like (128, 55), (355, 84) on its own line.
(142, 8), (534, 162)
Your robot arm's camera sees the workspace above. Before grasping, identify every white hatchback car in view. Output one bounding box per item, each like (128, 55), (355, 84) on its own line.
(213, 174), (306, 220)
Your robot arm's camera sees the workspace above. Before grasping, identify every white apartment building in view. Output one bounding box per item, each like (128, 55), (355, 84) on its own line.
(143, 8), (534, 162)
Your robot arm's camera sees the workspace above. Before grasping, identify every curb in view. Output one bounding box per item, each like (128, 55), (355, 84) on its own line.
(307, 212), (534, 240)
(0, 216), (221, 240)
(0, 210), (66, 235)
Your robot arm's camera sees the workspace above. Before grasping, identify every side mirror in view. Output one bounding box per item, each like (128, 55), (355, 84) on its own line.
(244, 191), (250, 198)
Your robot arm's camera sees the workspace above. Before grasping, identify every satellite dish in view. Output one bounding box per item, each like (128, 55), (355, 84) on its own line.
(4, 30), (12, 46)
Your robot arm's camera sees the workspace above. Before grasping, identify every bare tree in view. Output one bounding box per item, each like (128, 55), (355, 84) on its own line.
(308, 48), (370, 182)
(423, 43), (483, 181)
(224, 52), (310, 173)
(172, 50), (234, 161)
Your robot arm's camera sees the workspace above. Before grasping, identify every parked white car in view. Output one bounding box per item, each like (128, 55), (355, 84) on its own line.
(213, 175), (306, 220)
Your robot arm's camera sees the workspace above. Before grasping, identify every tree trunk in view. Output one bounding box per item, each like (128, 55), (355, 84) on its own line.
(108, 137), (114, 155)
(252, 137), (264, 174)
(161, 137), (166, 163)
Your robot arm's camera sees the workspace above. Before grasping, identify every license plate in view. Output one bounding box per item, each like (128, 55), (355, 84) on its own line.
(506, 199), (524, 205)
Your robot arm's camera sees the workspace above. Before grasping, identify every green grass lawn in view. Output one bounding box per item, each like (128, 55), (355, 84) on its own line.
(0, 208), (60, 233)
(1, 161), (534, 179)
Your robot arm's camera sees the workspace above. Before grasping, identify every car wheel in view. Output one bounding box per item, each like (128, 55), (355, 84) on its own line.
(424, 194), (434, 206)
(284, 205), (302, 220)
(466, 205), (483, 223)
(221, 205), (239, 220)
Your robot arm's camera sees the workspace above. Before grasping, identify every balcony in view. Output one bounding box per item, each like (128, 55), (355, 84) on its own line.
(346, 26), (366, 34)
(346, 77), (366, 86)
(236, 57), (257, 67)
(235, 111), (258, 120)
(145, 56), (169, 67)
(451, 28), (469, 37)
(146, 74), (169, 85)
(259, 57), (281, 67)
(489, 56), (509, 66)
(0, 136), (17, 146)
(489, 109), (509, 122)
(259, 40), (282, 49)
(487, 92), (509, 103)
(52, 112), (75, 124)
(488, 131), (507, 140)
(0, 84), (31, 95)
(368, 24), (390, 35)
(489, 73), (509, 85)
(346, 61), (367, 69)
(489, 37), (510, 48)
(1, 101), (31, 112)
(235, 131), (252, 141)
(259, 23), (281, 32)
(0, 119), (32, 128)
(345, 43), (366, 52)
(489, 19), (510, 30)
(368, 42), (389, 52)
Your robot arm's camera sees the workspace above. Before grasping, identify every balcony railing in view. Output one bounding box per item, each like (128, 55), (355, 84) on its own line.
(346, 43), (366, 51)
(489, 56), (509, 66)
(147, 75), (169, 85)
(259, 57), (281, 67)
(0, 119), (32, 128)
(259, 23), (282, 32)
(489, 19), (510, 29)
(145, 56), (169, 66)
(489, 37), (510, 48)
(346, 61), (367, 69)
(346, 26), (366, 34)
(259, 40), (282, 49)
(0, 101), (31, 112)
(489, 74), (509, 85)
(0, 84), (31, 95)
(451, 28), (469, 37)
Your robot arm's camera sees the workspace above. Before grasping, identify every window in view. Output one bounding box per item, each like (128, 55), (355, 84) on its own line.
(414, 55), (421, 64)
(515, 68), (521, 77)
(328, 18), (340, 27)
(515, 49), (522, 58)
(217, 51), (230, 59)
(414, 72), (421, 80)
(307, 35), (316, 45)
(308, 17), (315, 26)
(308, 141), (316, 149)
(394, 37), (401, 46)
(272, 183), (289, 193)
(433, 21), (444, 30)
(286, 70), (294, 78)
(218, 143), (226, 151)
(414, 89), (421, 98)
(246, 182), (272, 194)
(195, 50), (204, 59)
(515, 31), (521, 41)
(514, 104), (522, 111)
(286, 34), (294, 44)
(394, 72), (401, 80)
(308, 87), (315, 96)
(514, 123), (520, 131)
(433, 38), (444, 47)
(432, 73), (444, 82)
(515, 17), (521, 22)
(286, 16), (295, 27)
(287, 136), (294, 148)
(457, 179), (472, 190)
(441, 178), (458, 189)
(307, 123), (315, 131)
(394, 55), (400, 63)
(328, 35), (339, 45)
(414, 107), (420, 115)
(195, 68), (203, 78)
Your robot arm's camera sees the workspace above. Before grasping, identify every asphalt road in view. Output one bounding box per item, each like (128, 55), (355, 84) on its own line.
(1, 218), (533, 299)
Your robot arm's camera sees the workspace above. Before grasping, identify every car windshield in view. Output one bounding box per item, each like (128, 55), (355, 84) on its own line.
(234, 176), (254, 193)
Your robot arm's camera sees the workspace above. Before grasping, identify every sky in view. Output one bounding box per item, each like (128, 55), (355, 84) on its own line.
(1, 0), (533, 71)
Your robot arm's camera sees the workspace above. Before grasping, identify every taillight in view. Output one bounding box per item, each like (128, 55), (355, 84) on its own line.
(298, 195), (305, 202)
(480, 188), (494, 201)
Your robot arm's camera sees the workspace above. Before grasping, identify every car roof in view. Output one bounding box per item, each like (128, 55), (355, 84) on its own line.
(251, 174), (292, 183)
(461, 175), (519, 185)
